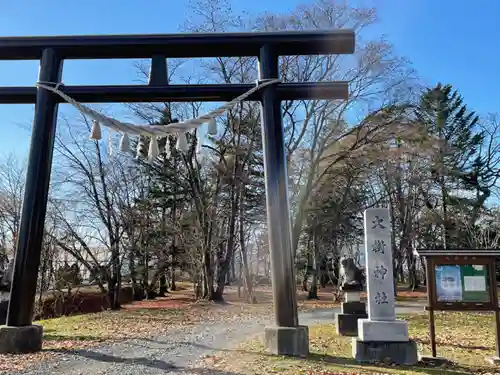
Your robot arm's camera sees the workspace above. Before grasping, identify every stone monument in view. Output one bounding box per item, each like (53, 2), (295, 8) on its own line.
(0, 261), (12, 327)
(352, 208), (418, 365)
(0, 260), (13, 292)
(335, 258), (367, 336)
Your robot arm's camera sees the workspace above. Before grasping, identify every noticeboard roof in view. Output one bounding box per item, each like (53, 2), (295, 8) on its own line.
(417, 249), (500, 257)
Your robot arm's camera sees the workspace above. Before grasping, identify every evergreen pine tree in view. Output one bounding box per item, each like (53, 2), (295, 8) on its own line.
(416, 83), (484, 248)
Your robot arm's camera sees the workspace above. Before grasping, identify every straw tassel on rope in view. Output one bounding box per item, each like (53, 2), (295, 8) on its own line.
(196, 132), (203, 155)
(136, 136), (145, 159)
(164, 137), (171, 157)
(176, 133), (188, 152)
(90, 120), (102, 140)
(148, 136), (159, 161)
(108, 133), (113, 157)
(119, 132), (130, 152)
(207, 118), (217, 135)
(36, 79), (280, 159)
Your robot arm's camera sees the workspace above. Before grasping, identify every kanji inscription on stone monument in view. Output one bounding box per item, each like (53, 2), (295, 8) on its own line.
(371, 239), (386, 254)
(363, 208), (395, 321)
(371, 215), (386, 230)
(373, 265), (388, 280)
(374, 291), (389, 304)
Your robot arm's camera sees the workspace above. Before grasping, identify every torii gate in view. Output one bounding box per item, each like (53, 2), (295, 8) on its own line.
(0, 30), (354, 354)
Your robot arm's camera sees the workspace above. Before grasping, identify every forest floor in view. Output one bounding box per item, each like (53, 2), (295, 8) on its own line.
(0, 284), (432, 374)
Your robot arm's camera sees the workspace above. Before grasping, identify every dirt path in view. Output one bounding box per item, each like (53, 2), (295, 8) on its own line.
(10, 302), (425, 375)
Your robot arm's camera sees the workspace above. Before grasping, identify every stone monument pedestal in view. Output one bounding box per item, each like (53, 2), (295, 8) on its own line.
(352, 338), (418, 365)
(0, 325), (43, 354)
(264, 325), (309, 357)
(335, 291), (367, 337)
(352, 318), (418, 365)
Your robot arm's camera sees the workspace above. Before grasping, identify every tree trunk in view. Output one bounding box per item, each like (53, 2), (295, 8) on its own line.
(194, 271), (203, 299)
(107, 277), (118, 310)
(109, 245), (121, 309)
(319, 267), (328, 288)
(232, 255), (236, 283)
(308, 273), (318, 299)
(129, 249), (143, 300)
(170, 184), (178, 292)
(302, 271), (309, 292)
(308, 228), (319, 300)
(202, 247), (214, 300)
(237, 259), (242, 299)
(239, 203), (255, 303)
(170, 264), (177, 291)
(159, 273), (167, 296)
(406, 248), (419, 291)
(213, 183), (240, 301)
(420, 256), (427, 286)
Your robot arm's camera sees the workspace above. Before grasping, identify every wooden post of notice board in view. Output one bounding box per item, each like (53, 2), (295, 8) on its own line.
(424, 255), (437, 357)
(417, 249), (500, 365)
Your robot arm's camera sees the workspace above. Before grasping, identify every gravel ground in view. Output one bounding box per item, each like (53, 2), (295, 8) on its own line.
(10, 304), (424, 375)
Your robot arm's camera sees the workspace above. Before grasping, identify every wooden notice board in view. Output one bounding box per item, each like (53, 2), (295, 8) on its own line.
(416, 249), (500, 358)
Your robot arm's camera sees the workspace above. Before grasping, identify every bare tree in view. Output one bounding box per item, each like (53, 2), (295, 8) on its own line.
(0, 153), (26, 260)
(50, 114), (142, 309)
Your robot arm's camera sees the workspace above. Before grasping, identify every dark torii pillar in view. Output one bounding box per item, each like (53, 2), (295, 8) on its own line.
(258, 44), (307, 356)
(0, 48), (63, 353)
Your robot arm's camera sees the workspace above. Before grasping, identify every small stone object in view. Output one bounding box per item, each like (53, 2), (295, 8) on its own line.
(0, 260), (13, 292)
(340, 258), (364, 292)
(336, 294), (367, 337)
(485, 356), (500, 365)
(336, 269), (367, 337)
(419, 355), (454, 366)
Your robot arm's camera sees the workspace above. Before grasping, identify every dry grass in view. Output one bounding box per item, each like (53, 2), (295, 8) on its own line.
(222, 285), (341, 310)
(0, 287), (272, 374)
(0, 307), (187, 373)
(205, 312), (500, 375)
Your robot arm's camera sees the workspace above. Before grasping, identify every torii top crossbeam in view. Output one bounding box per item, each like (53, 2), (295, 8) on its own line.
(0, 30), (354, 104)
(0, 30), (354, 59)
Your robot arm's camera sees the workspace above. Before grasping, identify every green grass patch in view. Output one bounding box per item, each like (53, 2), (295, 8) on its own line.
(36, 308), (186, 349)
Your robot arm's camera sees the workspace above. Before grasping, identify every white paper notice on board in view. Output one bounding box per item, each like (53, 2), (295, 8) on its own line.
(463, 276), (486, 292)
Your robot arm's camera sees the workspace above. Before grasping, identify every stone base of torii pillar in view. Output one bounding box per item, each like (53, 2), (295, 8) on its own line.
(0, 325), (43, 354)
(351, 208), (418, 365)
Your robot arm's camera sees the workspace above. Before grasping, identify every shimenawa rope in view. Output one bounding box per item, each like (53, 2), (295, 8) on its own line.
(36, 79), (280, 161)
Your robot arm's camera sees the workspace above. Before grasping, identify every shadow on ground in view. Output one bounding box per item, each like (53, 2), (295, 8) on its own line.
(412, 338), (491, 351)
(302, 353), (475, 375)
(49, 348), (244, 374)
(43, 328), (106, 342)
(44, 334), (105, 342)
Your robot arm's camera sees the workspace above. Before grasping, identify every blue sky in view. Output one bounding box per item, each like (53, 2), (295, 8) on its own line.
(0, 0), (498, 158)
